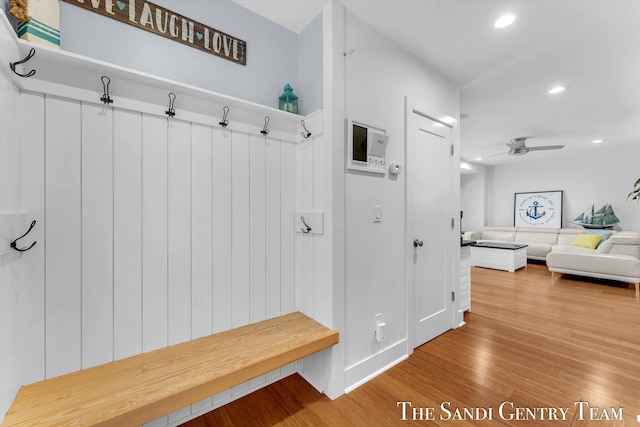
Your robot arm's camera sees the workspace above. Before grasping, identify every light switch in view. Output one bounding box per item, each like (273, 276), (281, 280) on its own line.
(374, 205), (381, 222)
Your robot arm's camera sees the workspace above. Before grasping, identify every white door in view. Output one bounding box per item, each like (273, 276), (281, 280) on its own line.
(407, 107), (454, 348)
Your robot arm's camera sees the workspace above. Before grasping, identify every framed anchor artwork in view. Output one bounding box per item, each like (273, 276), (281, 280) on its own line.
(514, 190), (563, 228)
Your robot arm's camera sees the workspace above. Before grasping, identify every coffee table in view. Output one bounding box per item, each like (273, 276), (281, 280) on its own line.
(470, 242), (528, 272)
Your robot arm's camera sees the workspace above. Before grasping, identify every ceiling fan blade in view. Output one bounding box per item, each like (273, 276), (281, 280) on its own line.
(527, 145), (565, 151)
(482, 152), (506, 159)
(506, 143), (520, 149)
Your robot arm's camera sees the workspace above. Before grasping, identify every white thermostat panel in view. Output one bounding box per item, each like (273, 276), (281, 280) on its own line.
(347, 118), (388, 175)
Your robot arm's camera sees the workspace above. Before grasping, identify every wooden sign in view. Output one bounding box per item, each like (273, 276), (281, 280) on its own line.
(62, 0), (247, 65)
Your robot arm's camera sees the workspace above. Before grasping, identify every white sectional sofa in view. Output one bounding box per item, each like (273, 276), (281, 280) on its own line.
(463, 226), (640, 297)
(463, 226), (583, 261)
(546, 231), (640, 297)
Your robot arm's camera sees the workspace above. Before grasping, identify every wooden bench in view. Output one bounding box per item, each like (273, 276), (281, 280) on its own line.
(1, 312), (338, 427)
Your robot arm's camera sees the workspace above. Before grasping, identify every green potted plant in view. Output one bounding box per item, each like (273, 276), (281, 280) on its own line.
(628, 178), (640, 202)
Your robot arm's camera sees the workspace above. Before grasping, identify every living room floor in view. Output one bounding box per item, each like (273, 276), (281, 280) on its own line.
(182, 263), (640, 426)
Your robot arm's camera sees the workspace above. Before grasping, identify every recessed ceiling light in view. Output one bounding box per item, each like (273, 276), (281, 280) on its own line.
(592, 139), (605, 143)
(494, 13), (516, 29)
(548, 85), (567, 94)
(475, 157), (483, 161)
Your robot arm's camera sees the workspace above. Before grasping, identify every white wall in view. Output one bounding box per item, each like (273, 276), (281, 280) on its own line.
(342, 11), (460, 389)
(56, 0), (311, 111)
(0, 37), (26, 424)
(483, 143), (640, 231)
(461, 168), (487, 232)
(298, 13), (323, 114)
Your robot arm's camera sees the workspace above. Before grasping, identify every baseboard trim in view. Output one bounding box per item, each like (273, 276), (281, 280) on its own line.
(344, 339), (408, 393)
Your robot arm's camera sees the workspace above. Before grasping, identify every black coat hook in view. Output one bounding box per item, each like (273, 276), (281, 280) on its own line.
(300, 216), (311, 234)
(100, 76), (113, 104)
(166, 92), (176, 117)
(219, 106), (229, 127)
(10, 48), (36, 78)
(261, 116), (270, 136)
(11, 220), (37, 252)
(301, 119), (312, 138)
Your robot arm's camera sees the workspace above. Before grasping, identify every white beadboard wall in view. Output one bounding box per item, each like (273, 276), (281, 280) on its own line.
(0, 45), (26, 427)
(0, 27), (330, 425)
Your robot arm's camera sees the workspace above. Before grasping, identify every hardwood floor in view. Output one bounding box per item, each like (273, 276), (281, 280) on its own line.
(181, 264), (640, 426)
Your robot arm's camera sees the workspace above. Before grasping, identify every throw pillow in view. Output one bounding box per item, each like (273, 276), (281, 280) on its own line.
(586, 230), (612, 248)
(571, 233), (602, 249)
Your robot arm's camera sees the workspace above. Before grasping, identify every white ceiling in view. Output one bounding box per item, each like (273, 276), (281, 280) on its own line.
(230, 0), (640, 166)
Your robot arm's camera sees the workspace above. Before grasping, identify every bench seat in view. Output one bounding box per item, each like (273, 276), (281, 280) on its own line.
(1, 312), (338, 427)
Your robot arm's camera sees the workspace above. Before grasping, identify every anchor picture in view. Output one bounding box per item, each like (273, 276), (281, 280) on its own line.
(514, 191), (563, 228)
(526, 201), (546, 220)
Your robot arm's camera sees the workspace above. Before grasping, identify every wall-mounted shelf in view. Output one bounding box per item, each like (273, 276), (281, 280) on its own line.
(0, 10), (322, 141)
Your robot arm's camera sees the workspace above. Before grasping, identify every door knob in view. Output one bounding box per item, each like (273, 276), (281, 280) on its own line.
(413, 239), (424, 248)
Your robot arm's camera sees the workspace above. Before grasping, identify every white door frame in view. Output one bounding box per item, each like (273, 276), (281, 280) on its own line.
(404, 96), (462, 354)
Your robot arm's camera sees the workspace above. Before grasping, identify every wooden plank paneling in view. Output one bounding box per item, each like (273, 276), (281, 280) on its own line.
(113, 109), (143, 361)
(191, 124), (214, 340)
(81, 103), (114, 369)
(249, 134), (266, 390)
(265, 138), (282, 319)
(17, 93), (46, 386)
(301, 140), (315, 317)
(167, 120), (193, 424)
(141, 115), (169, 427)
(265, 138), (282, 383)
(294, 142), (304, 313)
(278, 139), (297, 383)
(212, 128), (232, 335)
(280, 141), (296, 315)
(141, 115), (168, 354)
(3, 73), (317, 426)
(191, 122), (213, 416)
(231, 132), (250, 330)
(45, 96), (82, 378)
(167, 120), (192, 347)
(211, 128), (233, 406)
(249, 134), (266, 324)
(0, 60), (21, 210)
(0, 70), (37, 419)
(231, 131), (251, 398)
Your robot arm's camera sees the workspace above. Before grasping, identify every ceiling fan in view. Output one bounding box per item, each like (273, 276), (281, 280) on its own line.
(506, 137), (564, 156)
